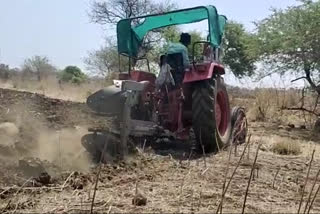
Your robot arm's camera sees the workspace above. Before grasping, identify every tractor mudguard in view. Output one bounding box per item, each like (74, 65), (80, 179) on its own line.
(183, 62), (225, 83)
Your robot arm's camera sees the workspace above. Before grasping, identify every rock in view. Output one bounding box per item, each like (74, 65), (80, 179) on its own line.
(259, 145), (268, 151)
(72, 178), (84, 190)
(299, 125), (307, 130)
(0, 122), (19, 136)
(132, 193), (147, 206)
(35, 172), (51, 185)
(288, 123), (295, 129)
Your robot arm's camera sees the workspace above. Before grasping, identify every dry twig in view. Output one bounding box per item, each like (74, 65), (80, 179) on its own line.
(272, 167), (281, 189)
(307, 184), (320, 214)
(297, 149), (315, 214)
(61, 171), (75, 191)
(219, 139), (233, 214)
(242, 144), (261, 214)
(215, 135), (251, 214)
(90, 136), (109, 214)
(303, 167), (320, 214)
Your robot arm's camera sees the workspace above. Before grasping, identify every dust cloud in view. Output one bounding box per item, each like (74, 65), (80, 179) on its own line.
(0, 103), (93, 173)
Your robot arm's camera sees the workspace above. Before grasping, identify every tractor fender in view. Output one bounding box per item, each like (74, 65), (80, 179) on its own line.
(183, 62), (225, 83)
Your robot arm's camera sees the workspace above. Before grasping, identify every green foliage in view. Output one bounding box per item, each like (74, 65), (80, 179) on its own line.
(59, 66), (87, 84)
(0, 64), (10, 80)
(222, 21), (258, 77)
(188, 30), (205, 61)
(159, 22), (257, 78)
(255, 0), (320, 91)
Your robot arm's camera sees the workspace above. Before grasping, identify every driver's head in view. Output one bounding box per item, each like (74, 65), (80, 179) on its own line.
(179, 33), (191, 47)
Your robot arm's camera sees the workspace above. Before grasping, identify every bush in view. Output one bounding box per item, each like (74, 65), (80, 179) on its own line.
(271, 141), (301, 155)
(0, 64), (10, 80)
(59, 66), (87, 84)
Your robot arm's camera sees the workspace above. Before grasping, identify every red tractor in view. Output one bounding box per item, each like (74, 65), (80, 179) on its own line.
(82, 5), (247, 159)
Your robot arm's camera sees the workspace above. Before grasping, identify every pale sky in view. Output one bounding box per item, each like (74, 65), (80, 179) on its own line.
(0, 0), (300, 87)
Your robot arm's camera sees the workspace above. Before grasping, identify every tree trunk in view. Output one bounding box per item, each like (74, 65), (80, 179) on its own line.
(37, 71), (41, 81)
(314, 117), (320, 133)
(304, 68), (320, 95)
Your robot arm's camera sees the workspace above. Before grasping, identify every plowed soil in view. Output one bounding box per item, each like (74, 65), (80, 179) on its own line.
(0, 87), (320, 213)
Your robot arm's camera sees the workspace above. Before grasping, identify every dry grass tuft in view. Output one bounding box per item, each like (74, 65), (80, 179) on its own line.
(271, 140), (301, 155)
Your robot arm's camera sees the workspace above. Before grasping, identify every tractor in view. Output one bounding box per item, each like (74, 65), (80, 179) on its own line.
(81, 5), (248, 160)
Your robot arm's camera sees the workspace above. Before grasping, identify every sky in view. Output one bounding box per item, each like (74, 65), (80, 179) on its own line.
(0, 0), (301, 88)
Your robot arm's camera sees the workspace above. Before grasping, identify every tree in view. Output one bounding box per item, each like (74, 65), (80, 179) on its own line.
(85, 38), (118, 77)
(89, 0), (176, 56)
(84, 37), (130, 78)
(22, 56), (56, 81)
(89, 0), (176, 25)
(188, 31), (205, 61)
(59, 66), (87, 84)
(160, 22), (258, 78)
(254, 0), (320, 126)
(255, 0), (320, 93)
(86, 0), (176, 76)
(222, 21), (258, 77)
(0, 64), (10, 80)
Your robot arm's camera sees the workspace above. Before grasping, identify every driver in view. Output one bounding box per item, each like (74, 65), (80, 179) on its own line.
(166, 32), (191, 69)
(155, 33), (191, 90)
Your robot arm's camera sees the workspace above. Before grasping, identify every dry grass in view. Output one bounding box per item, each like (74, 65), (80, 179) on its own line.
(271, 140), (301, 155)
(230, 87), (318, 130)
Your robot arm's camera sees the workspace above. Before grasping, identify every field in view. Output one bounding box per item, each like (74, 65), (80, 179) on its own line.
(0, 78), (320, 213)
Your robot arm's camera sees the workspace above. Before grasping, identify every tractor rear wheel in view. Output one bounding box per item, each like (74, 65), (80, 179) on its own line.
(192, 77), (232, 153)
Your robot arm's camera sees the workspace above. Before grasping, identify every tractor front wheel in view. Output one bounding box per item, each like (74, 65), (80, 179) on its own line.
(192, 77), (232, 153)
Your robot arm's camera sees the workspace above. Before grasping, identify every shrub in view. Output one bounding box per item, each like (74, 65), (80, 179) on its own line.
(59, 66), (87, 84)
(271, 140), (301, 155)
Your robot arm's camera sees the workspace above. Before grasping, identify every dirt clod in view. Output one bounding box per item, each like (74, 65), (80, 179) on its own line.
(288, 123), (295, 128)
(132, 193), (147, 206)
(71, 178), (84, 190)
(35, 172), (51, 185)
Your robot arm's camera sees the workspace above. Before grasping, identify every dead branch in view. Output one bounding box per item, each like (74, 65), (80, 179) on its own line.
(297, 149), (315, 214)
(291, 76), (307, 83)
(90, 136), (109, 214)
(272, 167), (281, 189)
(303, 167), (320, 214)
(307, 184), (320, 214)
(215, 135), (251, 214)
(219, 139), (233, 214)
(281, 107), (320, 117)
(242, 144), (261, 214)
(61, 171), (75, 191)
(312, 94), (319, 113)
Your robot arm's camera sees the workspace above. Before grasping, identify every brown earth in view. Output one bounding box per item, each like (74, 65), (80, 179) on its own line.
(0, 87), (320, 213)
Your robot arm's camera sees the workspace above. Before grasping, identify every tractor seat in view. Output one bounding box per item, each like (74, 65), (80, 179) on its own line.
(161, 53), (185, 87)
